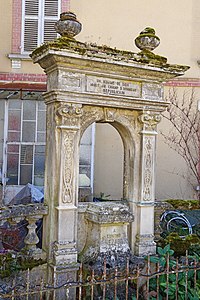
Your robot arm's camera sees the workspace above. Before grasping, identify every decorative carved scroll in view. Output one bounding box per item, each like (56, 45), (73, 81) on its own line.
(143, 136), (154, 201)
(56, 103), (83, 127)
(80, 106), (104, 134)
(138, 111), (161, 131)
(62, 131), (76, 203)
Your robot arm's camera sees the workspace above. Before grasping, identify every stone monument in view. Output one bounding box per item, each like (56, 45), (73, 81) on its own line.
(31, 12), (189, 292)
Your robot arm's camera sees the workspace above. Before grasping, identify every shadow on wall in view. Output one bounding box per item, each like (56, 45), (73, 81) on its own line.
(94, 123), (124, 200)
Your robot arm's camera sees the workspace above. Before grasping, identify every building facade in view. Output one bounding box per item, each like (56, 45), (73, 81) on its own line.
(0, 0), (95, 203)
(0, 0), (199, 203)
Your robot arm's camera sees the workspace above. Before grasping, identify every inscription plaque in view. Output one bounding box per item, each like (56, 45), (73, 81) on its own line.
(142, 83), (163, 101)
(86, 76), (141, 97)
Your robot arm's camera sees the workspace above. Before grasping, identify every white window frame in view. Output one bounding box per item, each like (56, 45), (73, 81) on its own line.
(2, 97), (96, 199)
(21, 0), (61, 54)
(3, 99), (46, 188)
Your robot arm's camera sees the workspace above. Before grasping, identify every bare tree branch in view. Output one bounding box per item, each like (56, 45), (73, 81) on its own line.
(161, 87), (200, 199)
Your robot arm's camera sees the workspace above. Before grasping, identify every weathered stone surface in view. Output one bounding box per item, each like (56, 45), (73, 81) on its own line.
(0, 203), (48, 221)
(80, 202), (134, 267)
(0, 203), (48, 259)
(31, 36), (189, 74)
(77, 203), (89, 253)
(135, 27), (160, 51)
(85, 201), (134, 224)
(54, 12), (82, 38)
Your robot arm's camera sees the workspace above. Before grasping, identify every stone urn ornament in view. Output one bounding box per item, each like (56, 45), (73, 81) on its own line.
(54, 12), (82, 38)
(134, 27), (167, 64)
(135, 27), (160, 51)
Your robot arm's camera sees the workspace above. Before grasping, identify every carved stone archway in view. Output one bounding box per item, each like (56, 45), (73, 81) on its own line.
(31, 15), (189, 288)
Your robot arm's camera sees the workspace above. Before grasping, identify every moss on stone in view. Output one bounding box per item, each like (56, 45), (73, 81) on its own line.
(0, 252), (46, 279)
(165, 199), (200, 210)
(30, 36), (190, 73)
(136, 49), (167, 64)
(157, 233), (200, 257)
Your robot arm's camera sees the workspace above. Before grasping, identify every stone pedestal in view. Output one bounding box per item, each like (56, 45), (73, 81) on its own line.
(80, 202), (134, 268)
(135, 204), (156, 255)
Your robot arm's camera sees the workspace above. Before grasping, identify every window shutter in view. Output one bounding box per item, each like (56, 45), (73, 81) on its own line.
(22, 0), (59, 52)
(44, 20), (58, 42)
(44, 0), (59, 17)
(25, 0), (39, 15)
(43, 0), (59, 42)
(24, 19), (38, 52)
(24, 0), (39, 52)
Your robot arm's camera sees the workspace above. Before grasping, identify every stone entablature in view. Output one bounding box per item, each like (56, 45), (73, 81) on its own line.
(31, 36), (188, 74)
(32, 38), (189, 121)
(32, 40), (188, 111)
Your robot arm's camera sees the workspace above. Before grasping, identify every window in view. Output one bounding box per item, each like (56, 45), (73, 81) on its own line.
(6, 99), (46, 186)
(21, 0), (61, 53)
(4, 98), (95, 191)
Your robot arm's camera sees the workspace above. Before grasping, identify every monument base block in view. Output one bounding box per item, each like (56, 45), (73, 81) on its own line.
(80, 202), (136, 270)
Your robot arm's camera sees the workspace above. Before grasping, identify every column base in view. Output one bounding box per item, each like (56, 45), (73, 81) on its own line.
(53, 241), (77, 265)
(47, 262), (80, 300)
(135, 234), (156, 256)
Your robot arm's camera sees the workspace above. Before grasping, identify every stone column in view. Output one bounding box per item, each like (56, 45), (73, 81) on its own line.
(43, 100), (82, 289)
(134, 111), (161, 255)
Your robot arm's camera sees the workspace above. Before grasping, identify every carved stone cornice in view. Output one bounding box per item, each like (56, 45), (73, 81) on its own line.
(138, 111), (161, 132)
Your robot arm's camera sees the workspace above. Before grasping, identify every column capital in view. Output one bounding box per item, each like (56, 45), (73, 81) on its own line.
(138, 111), (161, 133)
(55, 102), (83, 128)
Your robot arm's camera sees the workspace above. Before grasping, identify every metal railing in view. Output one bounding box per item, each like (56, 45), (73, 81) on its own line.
(0, 252), (200, 299)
